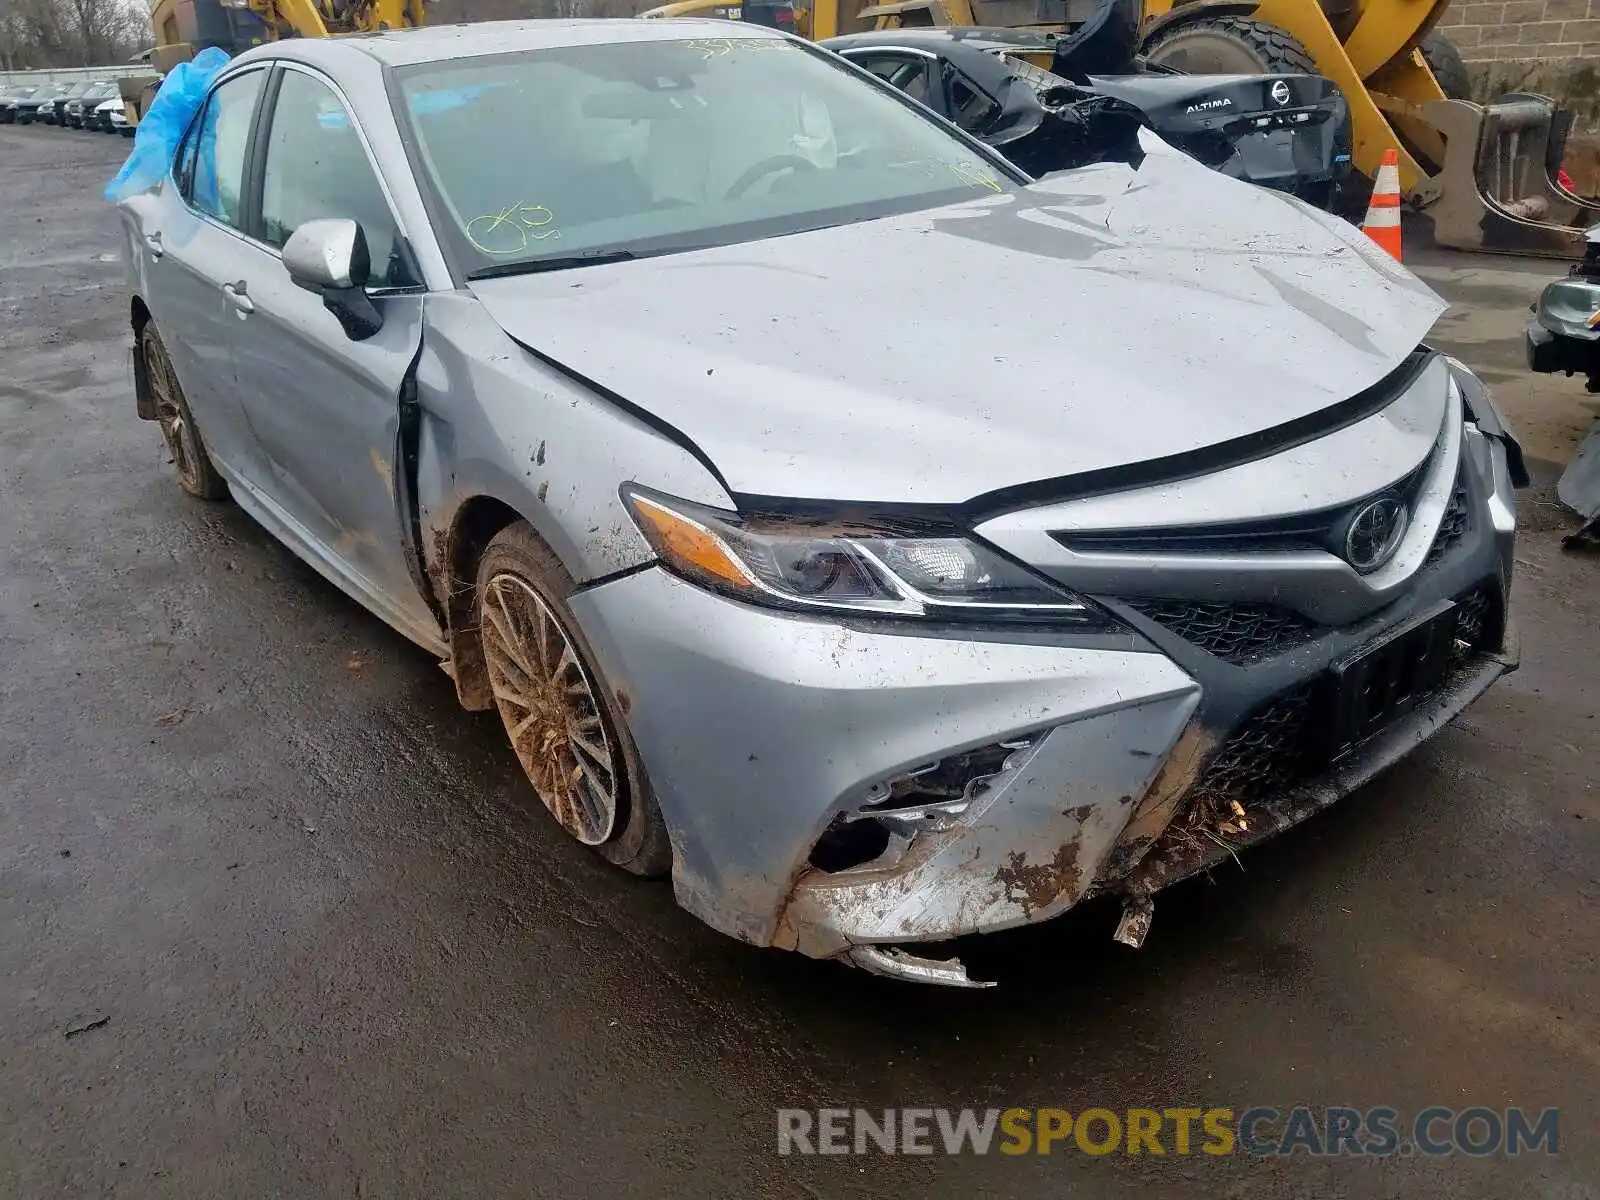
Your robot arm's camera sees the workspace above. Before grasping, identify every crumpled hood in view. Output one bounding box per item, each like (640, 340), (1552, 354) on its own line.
(469, 136), (1445, 507)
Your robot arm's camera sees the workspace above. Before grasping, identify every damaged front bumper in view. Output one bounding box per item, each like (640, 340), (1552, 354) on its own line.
(571, 568), (1201, 965)
(570, 426), (1520, 987)
(574, 566), (1515, 986)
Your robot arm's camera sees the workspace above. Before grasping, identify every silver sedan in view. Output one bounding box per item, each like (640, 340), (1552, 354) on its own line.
(118, 18), (1522, 986)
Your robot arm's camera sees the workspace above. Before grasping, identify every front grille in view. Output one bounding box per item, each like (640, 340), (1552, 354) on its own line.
(1125, 599), (1319, 666)
(1183, 684), (1316, 814)
(1425, 472), (1471, 566)
(1175, 582), (1501, 831)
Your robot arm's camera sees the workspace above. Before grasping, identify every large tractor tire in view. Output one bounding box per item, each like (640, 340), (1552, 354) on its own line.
(1419, 31), (1472, 101)
(1142, 15), (1317, 76)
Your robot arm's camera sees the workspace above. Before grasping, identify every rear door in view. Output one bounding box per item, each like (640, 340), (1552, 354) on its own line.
(223, 63), (434, 633)
(139, 65), (272, 485)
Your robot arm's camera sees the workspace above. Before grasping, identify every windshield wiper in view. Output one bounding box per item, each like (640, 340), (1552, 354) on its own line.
(466, 249), (637, 280)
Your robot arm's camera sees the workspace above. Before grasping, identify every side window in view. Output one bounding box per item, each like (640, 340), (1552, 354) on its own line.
(260, 70), (412, 288)
(945, 70), (999, 134)
(186, 70), (265, 228)
(852, 53), (937, 109)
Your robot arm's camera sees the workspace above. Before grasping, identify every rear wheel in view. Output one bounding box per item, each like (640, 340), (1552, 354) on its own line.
(1420, 31), (1472, 101)
(1143, 15), (1317, 76)
(475, 522), (672, 876)
(140, 323), (227, 501)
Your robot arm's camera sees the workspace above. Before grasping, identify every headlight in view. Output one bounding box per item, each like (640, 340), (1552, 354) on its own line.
(624, 488), (1106, 625)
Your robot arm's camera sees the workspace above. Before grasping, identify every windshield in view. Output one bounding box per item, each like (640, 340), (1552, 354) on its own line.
(394, 35), (1017, 277)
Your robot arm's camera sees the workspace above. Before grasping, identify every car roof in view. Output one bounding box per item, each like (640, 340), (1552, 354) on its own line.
(239, 17), (788, 72)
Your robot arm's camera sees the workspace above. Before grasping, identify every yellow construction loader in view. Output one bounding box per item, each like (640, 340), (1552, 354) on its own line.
(122, 0), (426, 129)
(645, 0), (1600, 256)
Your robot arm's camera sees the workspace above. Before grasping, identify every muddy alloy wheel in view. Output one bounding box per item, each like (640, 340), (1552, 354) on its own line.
(480, 571), (620, 844)
(473, 523), (672, 875)
(140, 324), (227, 500)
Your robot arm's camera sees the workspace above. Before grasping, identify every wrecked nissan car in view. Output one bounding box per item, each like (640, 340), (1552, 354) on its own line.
(823, 16), (1351, 208)
(116, 19), (1522, 987)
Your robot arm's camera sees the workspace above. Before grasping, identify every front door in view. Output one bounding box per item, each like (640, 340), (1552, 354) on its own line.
(223, 64), (435, 637)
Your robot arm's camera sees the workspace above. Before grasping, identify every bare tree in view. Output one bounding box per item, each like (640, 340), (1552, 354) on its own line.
(0, 0), (146, 68)
(68, 0), (144, 62)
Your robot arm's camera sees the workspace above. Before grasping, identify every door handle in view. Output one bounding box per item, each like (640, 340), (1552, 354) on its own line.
(143, 231), (163, 259)
(222, 280), (255, 315)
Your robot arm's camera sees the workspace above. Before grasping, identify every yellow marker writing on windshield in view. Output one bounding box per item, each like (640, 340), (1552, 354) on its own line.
(947, 160), (1002, 193)
(685, 37), (787, 59)
(465, 201), (560, 256)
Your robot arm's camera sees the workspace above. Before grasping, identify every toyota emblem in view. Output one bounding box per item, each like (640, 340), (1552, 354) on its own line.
(1344, 497), (1409, 573)
(1269, 79), (1292, 106)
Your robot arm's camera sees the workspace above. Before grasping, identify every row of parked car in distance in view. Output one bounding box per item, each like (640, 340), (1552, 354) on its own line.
(1, 80), (131, 135)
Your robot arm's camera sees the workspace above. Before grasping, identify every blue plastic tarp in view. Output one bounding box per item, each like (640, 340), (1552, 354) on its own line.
(104, 47), (231, 204)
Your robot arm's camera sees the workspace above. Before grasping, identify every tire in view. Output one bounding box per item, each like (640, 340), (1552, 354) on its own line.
(139, 323), (228, 501)
(1143, 15), (1317, 76)
(474, 521), (672, 877)
(1420, 31), (1472, 101)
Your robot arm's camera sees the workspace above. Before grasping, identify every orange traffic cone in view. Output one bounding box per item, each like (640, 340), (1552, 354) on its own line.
(1362, 149), (1403, 261)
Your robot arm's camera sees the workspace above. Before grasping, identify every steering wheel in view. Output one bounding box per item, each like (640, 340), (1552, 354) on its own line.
(724, 154), (818, 200)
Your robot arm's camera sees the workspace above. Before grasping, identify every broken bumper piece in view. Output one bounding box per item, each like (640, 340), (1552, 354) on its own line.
(846, 945), (995, 988)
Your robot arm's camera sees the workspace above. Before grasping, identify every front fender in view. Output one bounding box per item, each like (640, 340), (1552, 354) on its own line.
(412, 293), (736, 588)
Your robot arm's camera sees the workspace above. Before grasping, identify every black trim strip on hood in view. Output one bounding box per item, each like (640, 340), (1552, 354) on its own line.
(731, 348), (1436, 526)
(958, 348), (1437, 523)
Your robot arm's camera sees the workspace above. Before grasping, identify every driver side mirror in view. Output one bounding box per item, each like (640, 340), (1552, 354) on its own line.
(284, 218), (383, 341)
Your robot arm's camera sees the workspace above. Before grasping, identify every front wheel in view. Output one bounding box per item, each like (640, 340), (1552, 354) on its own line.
(475, 522), (672, 876)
